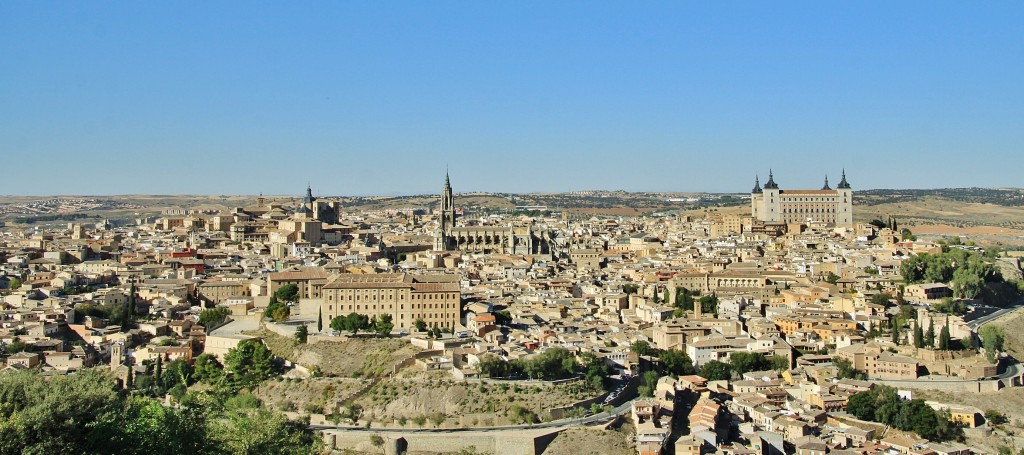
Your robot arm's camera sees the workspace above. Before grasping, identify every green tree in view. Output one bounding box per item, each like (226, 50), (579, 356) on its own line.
(870, 292), (893, 307)
(0, 369), (119, 453)
(155, 357), (164, 389)
(699, 361), (732, 381)
(699, 294), (719, 316)
(845, 387), (877, 420)
(845, 385), (963, 442)
(579, 351), (613, 391)
(985, 409), (1009, 425)
(925, 320), (936, 347)
(7, 277), (22, 290)
(729, 352), (771, 376)
(0, 368), (319, 455)
(161, 359), (193, 390)
(330, 313), (370, 335)
(90, 396), (213, 455)
(414, 318), (427, 332)
(938, 317), (951, 350)
(825, 272), (840, 285)
(317, 308), (323, 333)
(980, 325), (1005, 361)
(493, 310), (512, 326)
(263, 296), (290, 322)
(199, 307), (231, 330)
(3, 337), (29, 354)
(224, 339), (277, 388)
(127, 281), (137, 322)
(192, 354), (224, 384)
(631, 340), (652, 357)
(374, 314), (394, 336)
(476, 354), (510, 378)
(622, 283), (639, 295)
(294, 325), (308, 344)
(675, 287), (695, 311)
(914, 321), (925, 348)
(659, 349), (696, 376)
(639, 370), (659, 397)
(769, 355), (790, 371)
(273, 284), (299, 303)
(216, 405), (318, 454)
(833, 357), (863, 379)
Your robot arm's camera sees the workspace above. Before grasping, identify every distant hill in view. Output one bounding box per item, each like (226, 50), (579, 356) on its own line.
(857, 188), (1024, 207)
(3, 189), (1024, 246)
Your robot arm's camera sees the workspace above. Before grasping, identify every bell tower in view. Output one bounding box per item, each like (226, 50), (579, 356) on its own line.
(434, 172), (456, 251)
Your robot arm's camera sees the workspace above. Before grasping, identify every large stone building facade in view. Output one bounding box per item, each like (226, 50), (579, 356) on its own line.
(750, 171), (853, 227)
(433, 173), (557, 256)
(320, 273), (460, 330)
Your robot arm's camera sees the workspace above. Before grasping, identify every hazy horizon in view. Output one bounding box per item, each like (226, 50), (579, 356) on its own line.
(2, 185), (1021, 200)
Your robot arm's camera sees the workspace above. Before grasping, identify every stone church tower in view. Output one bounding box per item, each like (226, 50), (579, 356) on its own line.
(433, 172), (456, 251)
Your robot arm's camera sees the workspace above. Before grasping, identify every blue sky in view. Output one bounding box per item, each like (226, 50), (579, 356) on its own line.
(1, 2), (1022, 196)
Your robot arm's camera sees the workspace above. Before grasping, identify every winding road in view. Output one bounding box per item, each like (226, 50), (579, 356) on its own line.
(309, 399), (635, 433)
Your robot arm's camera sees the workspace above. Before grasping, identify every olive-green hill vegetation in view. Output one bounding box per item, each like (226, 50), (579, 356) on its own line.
(0, 339), (320, 455)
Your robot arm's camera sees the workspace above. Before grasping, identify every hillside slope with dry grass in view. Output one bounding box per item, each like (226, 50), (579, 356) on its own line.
(248, 329), (421, 378)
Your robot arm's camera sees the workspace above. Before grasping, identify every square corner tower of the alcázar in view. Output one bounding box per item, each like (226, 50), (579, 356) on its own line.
(750, 170), (853, 227)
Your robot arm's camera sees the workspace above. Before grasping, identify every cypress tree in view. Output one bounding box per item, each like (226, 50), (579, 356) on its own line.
(125, 367), (134, 389)
(317, 308), (323, 333)
(939, 315), (951, 350)
(921, 319), (929, 348)
(128, 281), (137, 320)
(891, 318), (900, 344)
(925, 320), (936, 347)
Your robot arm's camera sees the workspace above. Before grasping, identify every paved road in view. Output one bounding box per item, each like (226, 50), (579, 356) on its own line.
(964, 299), (1024, 330)
(998, 360), (1024, 380)
(310, 399), (635, 433)
(962, 300), (1024, 380)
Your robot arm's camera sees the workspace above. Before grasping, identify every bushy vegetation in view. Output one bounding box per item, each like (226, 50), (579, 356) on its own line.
(0, 347), (319, 455)
(846, 385), (964, 442)
(833, 357), (866, 380)
(265, 284), (299, 322)
(900, 245), (1018, 304)
(671, 287), (718, 318)
(658, 349), (695, 377)
(699, 361), (731, 380)
(198, 307), (231, 329)
(329, 312), (393, 336)
(980, 325), (1006, 361)
(476, 347), (612, 386)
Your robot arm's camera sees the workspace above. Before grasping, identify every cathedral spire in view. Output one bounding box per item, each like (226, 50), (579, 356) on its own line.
(435, 170), (456, 251)
(822, 175), (831, 190)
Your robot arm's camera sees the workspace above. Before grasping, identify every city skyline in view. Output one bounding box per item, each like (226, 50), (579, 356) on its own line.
(2, 2), (1023, 196)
